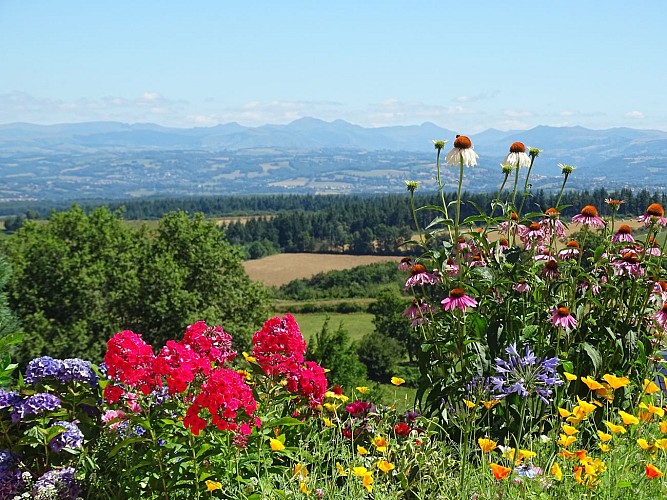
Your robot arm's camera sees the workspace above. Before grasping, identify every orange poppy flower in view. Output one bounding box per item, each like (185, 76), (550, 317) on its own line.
(489, 463), (512, 480)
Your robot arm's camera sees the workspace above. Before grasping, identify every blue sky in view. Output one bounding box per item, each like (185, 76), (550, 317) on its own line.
(1, 1), (665, 132)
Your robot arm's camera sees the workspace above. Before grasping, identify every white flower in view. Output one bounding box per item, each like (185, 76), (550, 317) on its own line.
(504, 142), (531, 168)
(445, 135), (478, 166)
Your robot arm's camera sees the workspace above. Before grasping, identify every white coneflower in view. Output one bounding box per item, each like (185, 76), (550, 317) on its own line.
(445, 135), (478, 167)
(504, 142), (531, 168)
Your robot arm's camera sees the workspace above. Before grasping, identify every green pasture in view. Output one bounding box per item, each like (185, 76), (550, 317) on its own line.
(284, 311), (374, 343)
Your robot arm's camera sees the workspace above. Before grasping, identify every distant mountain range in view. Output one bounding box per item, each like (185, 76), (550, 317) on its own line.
(1, 119), (666, 201)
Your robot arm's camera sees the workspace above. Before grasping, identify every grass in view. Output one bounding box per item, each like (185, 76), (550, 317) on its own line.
(284, 312), (374, 343)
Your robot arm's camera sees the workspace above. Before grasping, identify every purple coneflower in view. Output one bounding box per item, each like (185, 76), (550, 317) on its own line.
(513, 279), (531, 293)
(402, 299), (433, 327)
(638, 203), (667, 227)
(404, 263), (440, 290)
(467, 252), (487, 268)
(519, 222), (545, 245)
(496, 237), (509, 253)
(533, 248), (552, 261)
(612, 224), (634, 243)
(445, 135), (478, 166)
(441, 288), (478, 312)
(612, 251), (644, 277)
(558, 240), (580, 260)
(572, 205), (606, 228)
(653, 303), (667, 329)
(550, 305), (577, 330)
(540, 208), (567, 239)
(398, 257), (413, 271)
(540, 259), (560, 279)
(444, 258), (459, 278)
(646, 237), (662, 256)
(498, 212), (520, 238)
(504, 142), (531, 168)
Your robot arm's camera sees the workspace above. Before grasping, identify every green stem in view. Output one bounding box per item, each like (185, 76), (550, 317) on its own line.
(517, 155), (537, 216)
(454, 157), (464, 273)
(555, 174), (570, 208)
(435, 148), (453, 242)
(483, 172), (510, 236)
(510, 161), (521, 212)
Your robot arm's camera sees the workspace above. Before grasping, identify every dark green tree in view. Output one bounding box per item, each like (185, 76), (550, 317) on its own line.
(357, 331), (405, 383)
(3, 207), (269, 364)
(307, 317), (366, 389)
(368, 289), (419, 362)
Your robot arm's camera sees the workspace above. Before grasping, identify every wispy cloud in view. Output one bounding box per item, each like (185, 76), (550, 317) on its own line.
(625, 110), (645, 119)
(454, 91), (499, 103)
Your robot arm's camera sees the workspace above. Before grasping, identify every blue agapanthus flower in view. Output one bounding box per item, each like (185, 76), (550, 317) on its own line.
(49, 421), (84, 453)
(490, 343), (562, 403)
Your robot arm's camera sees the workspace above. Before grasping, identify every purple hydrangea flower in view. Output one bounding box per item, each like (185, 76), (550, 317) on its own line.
(24, 356), (63, 385)
(490, 343), (563, 404)
(0, 389), (21, 411)
(33, 467), (81, 500)
(20, 393), (61, 417)
(49, 421), (84, 453)
(60, 358), (99, 387)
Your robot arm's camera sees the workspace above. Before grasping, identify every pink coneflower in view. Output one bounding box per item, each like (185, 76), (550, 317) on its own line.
(612, 251), (644, 277)
(404, 263), (441, 289)
(533, 248), (552, 261)
(520, 222), (545, 245)
(550, 305), (577, 330)
(638, 203), (667, 227)
(513, 279), (531, 293)
(444, 258), (459, 277)
(441, 288), (478, 312)
(496, 237), (509, 253)
(572, 205), (606, 228)
(445, 135), (479, 166)
(612, 224), (635, 243)
(398, 257), (413, 271)
(540, 208), (567, 239)
(540, 259), (560, 279)
(504, 142), (531, 168)
(467, 252), (487, 268)
(457, 237), (472, 255)
(402, 299), (434, 327)
(604, 198), (624, 209)
(653, 303), (667, 329)
(646, 237), (662, 256)
(653, 280), (667, 300)
(558, 240), (580, 260)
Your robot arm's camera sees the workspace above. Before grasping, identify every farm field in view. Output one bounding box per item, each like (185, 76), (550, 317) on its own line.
(243, 252), (400, 286)
(284, 311), (374, 343)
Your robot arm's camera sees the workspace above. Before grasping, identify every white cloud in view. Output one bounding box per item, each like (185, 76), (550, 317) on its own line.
(625, 110), (645, 119)
(503, 109), (533, 118)
(454, 91), (499, 103)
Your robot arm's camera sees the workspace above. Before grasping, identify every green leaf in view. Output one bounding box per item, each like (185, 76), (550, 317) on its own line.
(581, 342), (602, 372)
(108, 437), (148, 458)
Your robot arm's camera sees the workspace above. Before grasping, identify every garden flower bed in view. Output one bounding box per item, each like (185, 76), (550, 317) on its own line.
(2, 138), (667, 499)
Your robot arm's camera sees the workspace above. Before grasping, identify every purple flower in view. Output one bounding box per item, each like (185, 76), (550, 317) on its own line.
(490, 344), (562, 404)
(33, 467), (81, 500)
(20, 393), (61, 417)
(24, 356), (63, 385)
(441, 288), (478, 312)
(49, 421), (84, 453)
(60, 358), (99, 387)
(0, 390), (21, 411)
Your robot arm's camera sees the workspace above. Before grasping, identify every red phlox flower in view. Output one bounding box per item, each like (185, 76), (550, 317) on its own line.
(181, 321), (236, 365)
(103, 384), (124, 405)
(252, 315), (307, 376)
(104, 330), (158, 395)
(395, 421), (412, 437)
(285, 361), (328, 407)
(154, 340), (210, 394)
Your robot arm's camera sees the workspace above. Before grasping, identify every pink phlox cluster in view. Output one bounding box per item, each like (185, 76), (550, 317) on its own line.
(183, 368), (258, 436)
(252, 314), (307, 376)
(181, 321), (236, 365)
(154, 340), (212, 395)
(104, 330), (158, 396)
(286, 361), (328, 407)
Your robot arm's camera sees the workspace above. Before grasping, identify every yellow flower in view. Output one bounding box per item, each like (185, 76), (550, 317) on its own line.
(356, 386), (369, 394)
(581, 376), (604, 391)
(269, 438), (285, 451)
(323, 403), (338, 412)
(357, 445), (369, 455)
(661, 421), (667, 434)
(604, 421), (627, 434)
(391, 376), (405, 386)
(577, 398), (597, 414)
(478, 437), (497, 453)
(294, 463), (308, 480)
(336, 462), (347, 476)
(352, 466), (369, 477)
(482, 399), (501, 410)
(557, 434), (577, 447)
(377, 460), (395, 473)
(599, 443), (611, 452)
(563, 372), (578, 381)
(362, 473), (373, 492)
(597, 430), (612, 442)
(517, 449), (536, 463)
(205, 480), (222, 492)
(619, 410), (639, 425)
(642, 402), (665, 418)
(323, 417), (333, 427)
(300, 482), (311, 494)
(499, 446), (515, 461)
(644, 379), (661, 394)
(562, 424), (579, 436)
(656, 438), (667, 451)
(558, 407), (572, 418)
(463, 399), (476, 409)
(372, 436), (388, 452)
(242, 351), (256, 363)
(602, 373), (630, 390)
(551, 462), (563, 481)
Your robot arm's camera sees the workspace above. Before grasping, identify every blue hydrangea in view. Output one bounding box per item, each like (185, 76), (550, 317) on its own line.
(48, 421), (84, 453)
(33, 467), (81, 500)
(0, 449), (24, 499)
(20, 393), (61, 418)
(60, 359), (99, 388)
(24, 357), (63, 385)
(490, 343), (563, 404)
(0, 389), (21, 411)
